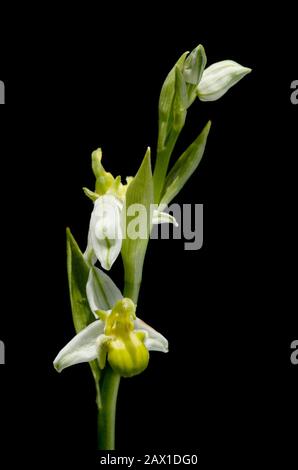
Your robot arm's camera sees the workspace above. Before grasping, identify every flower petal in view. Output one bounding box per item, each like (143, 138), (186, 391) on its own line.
(134, 318), (169, 351)
(86, 266), (123, 315)
(53, 320), (104, 372)
(152, 209), (178, 227)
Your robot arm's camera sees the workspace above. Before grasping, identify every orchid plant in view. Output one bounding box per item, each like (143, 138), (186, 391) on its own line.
(53, 44), (251, 450)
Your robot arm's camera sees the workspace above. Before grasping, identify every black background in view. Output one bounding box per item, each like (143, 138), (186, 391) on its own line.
(0, 5), (297, 467)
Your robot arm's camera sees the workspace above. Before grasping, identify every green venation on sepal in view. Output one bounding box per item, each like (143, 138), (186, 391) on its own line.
(66, 228), (102, 408)
(121, 148), (154, 303)
(160, 121), (211, 206)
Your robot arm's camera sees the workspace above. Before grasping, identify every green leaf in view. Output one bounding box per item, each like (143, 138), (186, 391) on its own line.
(66, 228), (102, 408)
(121, 148), (154, 303)
(66, 228), (94, 331)
(160, 121), (211, 206)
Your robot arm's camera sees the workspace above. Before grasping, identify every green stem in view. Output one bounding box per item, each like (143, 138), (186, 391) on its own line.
(98, 366), (120, 450)
(97, 276), (142, 450)
(98, 221), (147, 449)
(97, 278), (142, 450)
(122, 240), (149, 304)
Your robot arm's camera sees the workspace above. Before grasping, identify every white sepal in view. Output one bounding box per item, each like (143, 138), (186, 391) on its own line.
(53, 320), (104, 372)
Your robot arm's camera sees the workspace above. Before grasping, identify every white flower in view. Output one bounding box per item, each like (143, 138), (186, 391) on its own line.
(84, 195), (178, 270)
(84, 194), (123, 270)
(83, 148), (178, 270)
(197, 60), (251, 102)
(54, 268), (168, 378)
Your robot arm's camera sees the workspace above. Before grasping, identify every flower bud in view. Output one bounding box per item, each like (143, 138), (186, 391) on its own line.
(197, 60), (251, 102)
(183, 44), (207, 107)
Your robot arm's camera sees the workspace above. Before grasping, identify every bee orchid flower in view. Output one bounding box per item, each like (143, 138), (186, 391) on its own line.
(53, 268), (168, 378)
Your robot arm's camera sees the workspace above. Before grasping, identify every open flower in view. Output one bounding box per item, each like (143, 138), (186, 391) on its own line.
(84, 148), (178, 270)
(53, 268), (168, 378)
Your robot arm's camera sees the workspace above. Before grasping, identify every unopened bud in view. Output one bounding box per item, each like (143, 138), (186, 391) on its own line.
(197, 60), (251, 102)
